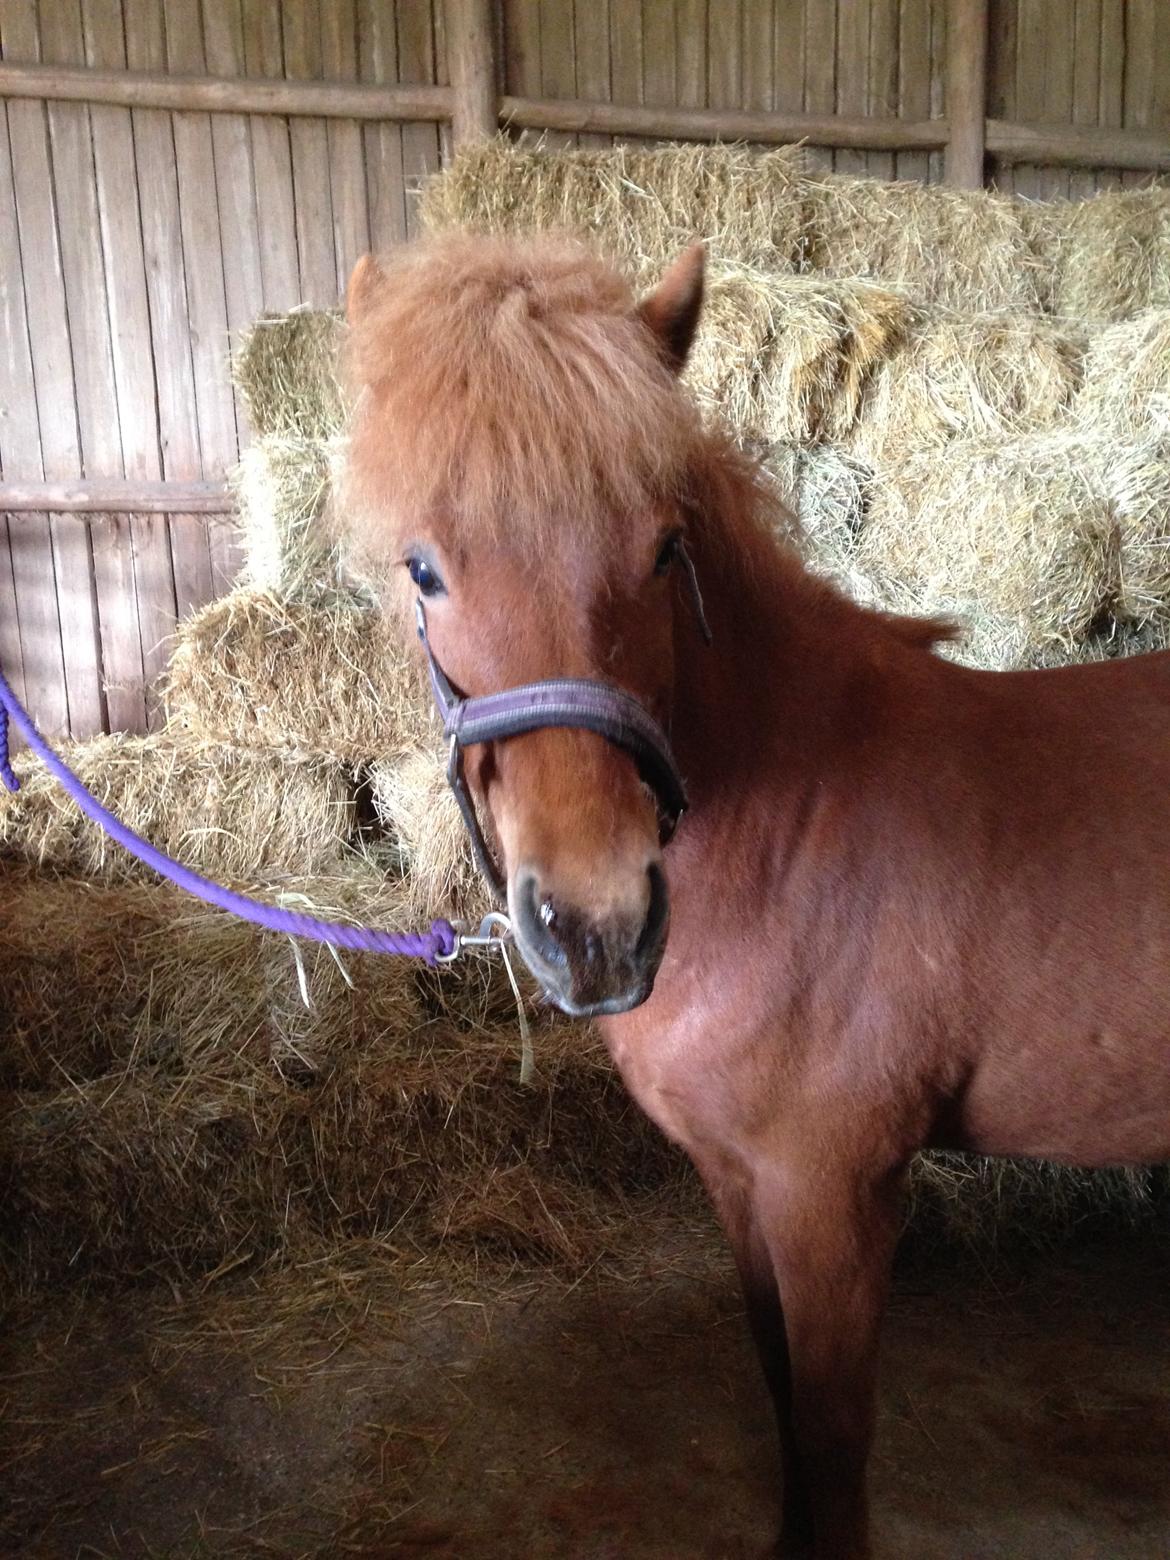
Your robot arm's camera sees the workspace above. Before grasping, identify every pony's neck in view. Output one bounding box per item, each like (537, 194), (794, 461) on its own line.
(670, 474), (903, 845)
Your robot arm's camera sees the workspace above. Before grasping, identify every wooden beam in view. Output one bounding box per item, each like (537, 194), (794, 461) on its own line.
(500, 96), (950, 151)
(1, 481), (232, 514)
(986, 119), (1170, 175)
(944, 0), (989, 187)
(3, 60), (1168, 173)
(447, 0), (497, 145)
(0, 62), (452, 122)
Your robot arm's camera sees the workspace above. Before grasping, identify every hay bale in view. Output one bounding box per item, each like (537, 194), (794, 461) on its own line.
(162, 590), (434, 762)
(419, 138), (810, 275)
(763, 442), (878, 605)
(369, 749), (491, 923)
(1024, 187), (1170, 323)
(1105, 441), (1170, 625)
(0, 871), (680, 1283)
(858, 433), (1123, 668)
(233, 308), (347, 442)
(688, 267), (911, 444)
(1075, 309), (1170, 441)
(803, 174), (1043, 312)
(0, 735), (356, 884)
(233, 435), (351, 601)
(849, 310), (1084, 464)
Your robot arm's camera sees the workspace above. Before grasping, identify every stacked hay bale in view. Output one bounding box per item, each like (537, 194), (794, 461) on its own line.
(420, 139), (1170, 672)
(5, 141), (1169, 1292)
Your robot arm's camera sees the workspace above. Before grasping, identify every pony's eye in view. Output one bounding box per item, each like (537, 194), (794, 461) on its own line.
(654, 533), (680, 577)
(407, 556), (444, 597)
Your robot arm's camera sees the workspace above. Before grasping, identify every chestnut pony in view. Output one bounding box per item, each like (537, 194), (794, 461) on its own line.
(341, 235), (1170, 1559)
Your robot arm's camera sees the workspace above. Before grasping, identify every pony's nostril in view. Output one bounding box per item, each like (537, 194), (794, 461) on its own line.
(637, 863), (669, 957)
(517, 874), (568, 969)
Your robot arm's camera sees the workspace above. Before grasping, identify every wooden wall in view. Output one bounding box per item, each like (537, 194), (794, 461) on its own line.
(2, 0), (1168, 741)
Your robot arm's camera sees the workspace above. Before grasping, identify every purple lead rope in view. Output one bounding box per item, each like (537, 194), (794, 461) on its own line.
(0, 669), (458, 965)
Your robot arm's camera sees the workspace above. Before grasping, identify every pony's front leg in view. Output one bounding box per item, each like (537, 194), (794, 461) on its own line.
(756, 1155), (905, 1560)
(690, 1152), (813, 1554)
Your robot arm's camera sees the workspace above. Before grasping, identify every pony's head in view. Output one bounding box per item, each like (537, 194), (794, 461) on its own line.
(341, 234), (709, 1016)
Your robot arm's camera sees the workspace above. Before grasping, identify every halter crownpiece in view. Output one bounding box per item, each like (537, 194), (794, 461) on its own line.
(415, 583), (699, 901)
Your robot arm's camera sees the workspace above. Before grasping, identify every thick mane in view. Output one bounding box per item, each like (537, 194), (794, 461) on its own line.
(343, 234), (703, 557)
(341, 232), (951, 658)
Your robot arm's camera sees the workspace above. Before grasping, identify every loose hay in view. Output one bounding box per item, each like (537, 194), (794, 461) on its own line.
(1024, 186), (1170, 323)
(849, 309), (1084, 464)
(368, 749), (491, 923)
(419, 138), (810, 276)
(0, 734), (356, 883)
(233, 308), (347, 442)
(1075, 309), (1170, 441)
(802, 174), (1044, 312)
(0, 870), (679, 1285)
(162, 590), (434, 762)
(859, 433), (1124, 668)
(688, 266), (911, 444)
(763, 442), (879, 604)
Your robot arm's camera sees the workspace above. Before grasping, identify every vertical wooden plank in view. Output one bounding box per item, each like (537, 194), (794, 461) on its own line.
(944, 0), (988, 188)
(358, 0), (407, 251)
(9, 0), (106, 737)
(1122, 0), (1169, 191)
(707, 0), (742, 114)
(803, 0), (837, 170)
(867, 0), (899, 180)
(397, 0), (442, 237)
(573, 0), (611, 149)
(608, 0), (643, 144)
(1069, 0), (1100, 200)
(836, 0), (870, 176)
(321, 0), (371, 293)
(282, 0), (338, 302)
(897, 0), (932, 183)
(1093, 0), (1124, 193)
(927, 0), (947, 182)
(202, 0), (266, 377)
(166, 0), (241, 593)
(0, 83), (61, 731)
(1041, 0), (1073, 197)
(241, 0), (302, 307)
(124, 0), (214, 622)
(83, 0), (178, 728)
(503, 0), (541, 98)
(676, 0), (708, 112)
(772, 0), (805, 117)
(984, 0), (1014, 190)
(1012, 0), (1045, 197)
(742, 0), (774, 113)
(539, 0), (577, 149)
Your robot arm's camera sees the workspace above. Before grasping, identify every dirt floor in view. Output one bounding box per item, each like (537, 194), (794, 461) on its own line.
(2, 1221), (1168, 1560)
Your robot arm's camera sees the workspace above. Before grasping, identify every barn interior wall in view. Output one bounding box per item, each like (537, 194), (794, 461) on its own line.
(1, 0), (1167, 739)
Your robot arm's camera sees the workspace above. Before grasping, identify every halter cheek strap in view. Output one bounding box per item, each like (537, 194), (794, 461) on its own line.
(415, 596), (695, 903)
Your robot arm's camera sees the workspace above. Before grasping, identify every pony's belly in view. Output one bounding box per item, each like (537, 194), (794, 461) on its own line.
(946, 1049), (1170, 1167)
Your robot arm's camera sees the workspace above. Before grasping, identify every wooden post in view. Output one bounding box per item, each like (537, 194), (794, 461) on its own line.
(944, 0), (989, 188)
(446, 0), (497, 146)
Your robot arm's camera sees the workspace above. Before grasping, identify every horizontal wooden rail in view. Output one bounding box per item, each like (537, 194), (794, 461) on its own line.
(986, 119), (1170, 174)
(2, 63), (1167, 170)
(499, 96), (949, 152)
(0, 63), (452, 122)
(1, 480), (233, 514)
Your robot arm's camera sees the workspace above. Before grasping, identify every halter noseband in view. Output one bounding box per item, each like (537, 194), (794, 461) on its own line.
(415, 545), (709, 902)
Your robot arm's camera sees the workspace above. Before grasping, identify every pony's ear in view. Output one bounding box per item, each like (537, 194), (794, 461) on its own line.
(346, 253), (384, 325)
(638, 242), (705, 372)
